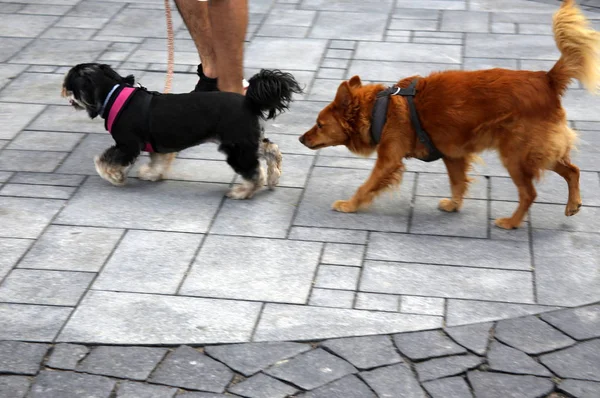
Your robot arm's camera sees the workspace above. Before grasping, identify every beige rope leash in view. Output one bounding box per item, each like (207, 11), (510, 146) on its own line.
(163, 0), (175, 94)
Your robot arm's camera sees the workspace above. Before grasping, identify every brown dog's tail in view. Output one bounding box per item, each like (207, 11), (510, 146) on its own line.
(548, 0), (600, 96)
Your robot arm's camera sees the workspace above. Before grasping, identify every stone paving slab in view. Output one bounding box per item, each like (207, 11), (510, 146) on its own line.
(0, 0), (598, 356)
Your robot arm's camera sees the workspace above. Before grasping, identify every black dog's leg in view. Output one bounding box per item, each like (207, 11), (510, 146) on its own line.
(94, 145), (140, 186)
(222, 143), (265, 199)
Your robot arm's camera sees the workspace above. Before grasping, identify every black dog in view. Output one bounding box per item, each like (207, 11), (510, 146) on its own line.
(62, 63), (302, 199)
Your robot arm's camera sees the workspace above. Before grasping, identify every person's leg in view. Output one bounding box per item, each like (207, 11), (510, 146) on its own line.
(208, 0), (248, 94)
(174, 0), (217, 78)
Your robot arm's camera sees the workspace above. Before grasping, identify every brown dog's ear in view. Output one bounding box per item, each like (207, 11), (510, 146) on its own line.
(334, 81), (353, 108)
(348, 75), (362, 89)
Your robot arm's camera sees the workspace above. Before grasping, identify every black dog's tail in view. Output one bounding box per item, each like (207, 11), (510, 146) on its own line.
(245, 69), (303, 120)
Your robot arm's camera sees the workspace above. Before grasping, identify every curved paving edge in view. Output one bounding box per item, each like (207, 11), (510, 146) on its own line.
(2, 302), (598, 398)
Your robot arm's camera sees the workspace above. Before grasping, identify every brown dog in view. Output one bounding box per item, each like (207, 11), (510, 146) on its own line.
(299, 0), (599, 229)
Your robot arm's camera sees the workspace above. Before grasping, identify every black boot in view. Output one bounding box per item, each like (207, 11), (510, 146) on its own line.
(193, 64), (219, 92)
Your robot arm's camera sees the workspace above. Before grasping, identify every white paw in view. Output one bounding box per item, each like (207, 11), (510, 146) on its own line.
(226, 184), (255, 200)
(267, 166), (281, 189)
(138, 163), (164, 181)
(94, 156), (127, 186)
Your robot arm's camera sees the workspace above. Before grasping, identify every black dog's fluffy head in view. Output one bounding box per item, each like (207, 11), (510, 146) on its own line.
(62, 63), (135, 119)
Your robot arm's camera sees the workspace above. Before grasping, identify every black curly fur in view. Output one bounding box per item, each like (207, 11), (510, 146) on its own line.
(245, 69), (303, 120)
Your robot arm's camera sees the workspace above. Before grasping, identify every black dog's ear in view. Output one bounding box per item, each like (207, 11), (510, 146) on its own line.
(122, 74), (135, 86)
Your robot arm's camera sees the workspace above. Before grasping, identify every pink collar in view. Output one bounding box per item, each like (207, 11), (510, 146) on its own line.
(103, 86), (154, 152)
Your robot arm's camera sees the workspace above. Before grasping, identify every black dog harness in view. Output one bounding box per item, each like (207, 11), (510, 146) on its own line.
(370, 79), (443, 162)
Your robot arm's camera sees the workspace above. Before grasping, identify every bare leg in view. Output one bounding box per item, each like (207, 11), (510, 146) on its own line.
(551, 160), (582, 216)
(439, 157), (470, 212)
(208, 0), (248, 94)
(174, 0), (217, 78)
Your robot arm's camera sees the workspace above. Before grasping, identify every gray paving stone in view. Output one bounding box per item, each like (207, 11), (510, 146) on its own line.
(472, 0), (556, 13)
(347, 60), (457, 83)
(0, 72), (68, 104)
(532, 203), (600, 233)
(46, 343), (89, 370)
(0, 150), (67, 172)
(0, 37), (31, 63)
(0, 197), (64, 239)
(410, 197), (488, 238)
(416, 172), (488, 199)
(541, 304), (600, 340)
(29, 370), (116, 398)
(254, 303), (442, 341)
(246, 37), (327, 70)
(302, 0), (393, 12)
(181, 235), (320, 303)
(315, 265), (360, 290)
(393, 330), (467, 360)
(257, 24), (308, 38)
(0, 376), (30, 398)
(401, 296), (445, 316)
(361, 261), (534, 303)
(228, 373), (298, 398)
(355, 41), (462, 64)
(28, 105), (103, 134)
(0, 303), (72, 341)
(205, 342), (310, 377)
(298, 374), (375, 398)
(441, 10), (489, 32)
(467, 371), (553, 398)
(265, 348), (356, 390)
(149, 346), (233, 392)
(488, 340), (552, 377)
(176, 392), (227, 398)
(0, 341), (48, 375)
(264, 9), (316, 26)
(0, 14), (57, 37)
(367, 233), (530, 270)
(56, 177), (224, 233)
(10, 38), (101, 68)
(18, 225), (123, 272)
(7, 131), (83, 152)
(355, 292), (399, 312)
(116, 381), (177, 398)
(0, 103), (46, 140)
(422, 376), (473, 398)
(295, 168), (413, 232)
(464, 57), (518, 70)
(495, 316), (575, 354)
(77, 346), (167, 381)
(540, 339), (600, 382)
(309, 288), (355, 308)
(56, 134), (116, 175)
(444, 322), (493, 355)
(9, 172), (85, 187)
(20, 4), (72, 15)
(321, 243), (365, 266)
(466, 33), (558, 59)
(321, 335), (402, 370)
(321, 58), (350, 69)
(273, 154), (313, 189)
(310, 11), (387, 40)
(58, 291), (261, 344)
(0, 183), (67, 200)
(390, 19), (437, 30)
(0, 269), (93, 306)
(446, 299), (561, 327)
(93, 230), (201, 294)
(99, 7), (183, 38)
(360, 363), (425, 398)
(210, 187), (301, 238)
(289, 227), (368, 244)
(0, 237), (31, 282)
(0, 171), (11, 183)
(557, 379), (600, 398)
(416, 354), (484, 382)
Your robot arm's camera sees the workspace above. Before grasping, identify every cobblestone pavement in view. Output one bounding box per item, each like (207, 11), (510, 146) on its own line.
(1, 0), (600, 378)
(1, 303), (599, 397)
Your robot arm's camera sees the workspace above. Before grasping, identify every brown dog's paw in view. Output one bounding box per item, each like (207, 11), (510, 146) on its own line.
(494, 217), (520, 230)
(438, 198), (460, 212)
(565, 201), (582, 216)
(332, 200), (357, 213)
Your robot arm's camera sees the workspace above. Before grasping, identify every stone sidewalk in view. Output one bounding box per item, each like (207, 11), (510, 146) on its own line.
(1, 0), (600, 377)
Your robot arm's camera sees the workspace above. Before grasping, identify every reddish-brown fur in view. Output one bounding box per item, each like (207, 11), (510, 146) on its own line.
(299, 0), (599, 229)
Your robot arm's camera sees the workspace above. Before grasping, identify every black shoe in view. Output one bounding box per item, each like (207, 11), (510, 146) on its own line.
(193, 64), (219, 92)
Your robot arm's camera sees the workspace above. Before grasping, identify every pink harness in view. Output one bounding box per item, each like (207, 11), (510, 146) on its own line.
(105, 86), (154, 152)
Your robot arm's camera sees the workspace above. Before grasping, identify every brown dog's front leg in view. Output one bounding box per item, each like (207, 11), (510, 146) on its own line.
(332, 157), (404, 213)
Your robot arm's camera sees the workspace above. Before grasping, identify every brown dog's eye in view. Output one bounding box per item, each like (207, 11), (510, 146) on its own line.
(317, 122), (323, 128)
